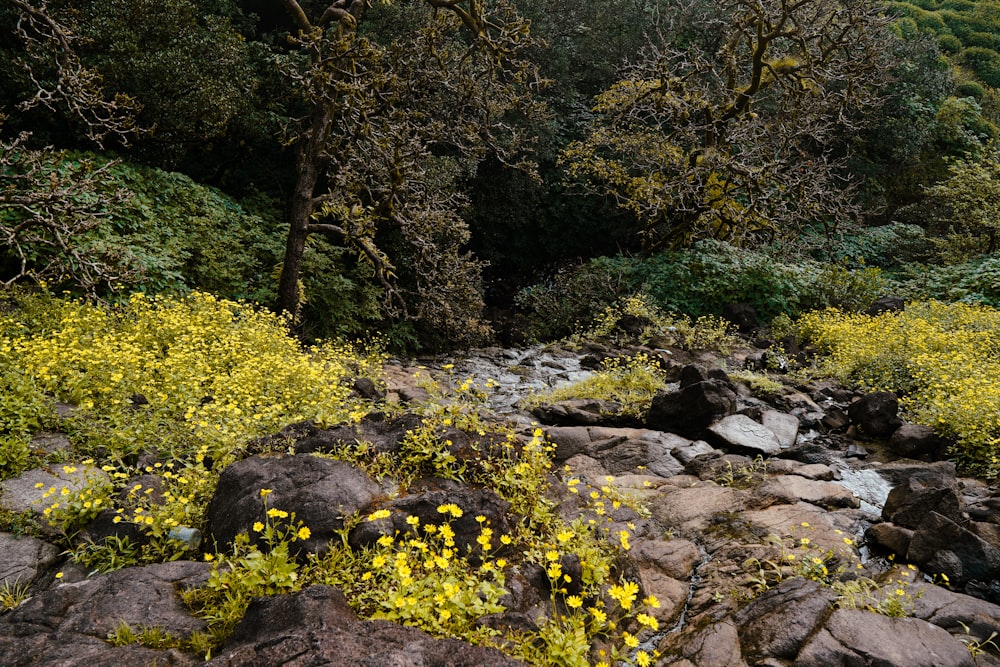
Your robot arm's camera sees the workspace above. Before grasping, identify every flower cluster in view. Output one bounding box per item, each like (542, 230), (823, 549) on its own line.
(799, 301), (1000, 477)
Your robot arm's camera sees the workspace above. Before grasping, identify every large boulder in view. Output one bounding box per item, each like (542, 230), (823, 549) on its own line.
(847, 391), (902, 437)
(889, 423), (948, 459)
(882, 475), (964, 529)
(205, 454), (382, 556)
(0, 561), (210, 666)
(208, 585), (524, 667)
(734, 578), (837, 662)
(706, 414), (782, 457)
(794, 608), (974, 667)
(0, 532), (60, 592)
(646, 379), (738, 439)
(907, 511), (1000, 587)
(543, 426), (686, 477)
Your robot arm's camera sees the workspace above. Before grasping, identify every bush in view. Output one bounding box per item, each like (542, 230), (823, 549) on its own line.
(515, 243), (896, 341)
(818, 223), (933, 268)
(513, 257), (637, 341)
(0, 148), (283, 300)
(798, 301), (1000, 477)
(962, 46), (1000, 87)
(891, 254), (1000, 307)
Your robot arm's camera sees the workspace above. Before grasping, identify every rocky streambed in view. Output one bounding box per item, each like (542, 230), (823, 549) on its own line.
(3, 338), (1000, 666)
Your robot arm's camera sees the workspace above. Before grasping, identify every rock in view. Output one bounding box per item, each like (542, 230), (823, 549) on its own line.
(889, 423), (947, 459)
(794, 608), (973, 667)
(29, 432), (72, 455)
(210, 585), (523, 667)
(722, 302), (760, 334)
(650, 482), (748, 534)
(907, 511), (1000, 586)
(0, 464), (109, 537)
(531, 398), (627, 426)
(544, 426), (685, 477)
(847, 391), (902, 437)
(660, 619), (748, 667)
(882, 475), (964, 529)
(671, 439), (718, 465)
(866, 522), (914, 557)
(754, 475), (860, 510)
(734, 578), (837, 662)
(0, 561), (210, 666)
(205, 454), (381, 556)
(761, 410), (799, 449)
(820, 408), (850, 431)
(908, 572), (1000, 644)
(383, 363), (432, 404)
(248, 413), (423, 456)
(707, 415), (782, 457)
(349, 487), (514, 559)
(0, 532), (60, 591)
(646, 379), (738, 439)
(866, 296), (906, 316)
(876, 460), (958, 486)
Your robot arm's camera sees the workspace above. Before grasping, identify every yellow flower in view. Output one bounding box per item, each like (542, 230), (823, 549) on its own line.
(566, 595), (583, 609)
(436, 503), (463, 518)
(252, 522), (265, 533)
(637, 613), (659, 631)
(609, 581), (640, 611)
(259, 488), (273, 498)
(367, 509), (391, 521)
(623, 632), (639, 648)
(55, 572), (64, 579)
(297, 526), (311, 540)
(266, 508), (288, 519)
(636, 651), (652, 667)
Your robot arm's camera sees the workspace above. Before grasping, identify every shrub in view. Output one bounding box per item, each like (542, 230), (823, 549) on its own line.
(524, 353), (669, 418)
(0, 289), (383, 555)
(819, 223), (932, 268)
(891, 254), (1000, 307)
(514, 257), (636, 341)
(0, 149), (284, 300)
(798, 301), (1000, 476)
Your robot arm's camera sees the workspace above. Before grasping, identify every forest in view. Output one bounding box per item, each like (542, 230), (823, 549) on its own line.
(3, 0), (1000, 350)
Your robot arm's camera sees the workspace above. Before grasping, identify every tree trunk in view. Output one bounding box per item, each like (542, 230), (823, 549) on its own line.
(275, 106), (331, 317)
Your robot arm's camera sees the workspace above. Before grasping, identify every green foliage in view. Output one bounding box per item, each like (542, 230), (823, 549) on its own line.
(182, 491), (311, 646)
(53, 0), (254, 168)
(805, 265), (886, 312)
(0, 147), (284, 301)
(562, 0), (893, 250)
(924, 141), (1000, 254)
(892, 254), (1000, 306)
(516, 242), (896, 341)
(631, 243), (809, 320)
(818, 223), (933, 268)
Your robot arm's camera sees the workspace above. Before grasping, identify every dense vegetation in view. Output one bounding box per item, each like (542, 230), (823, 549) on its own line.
(9, 2), (1000, 661)
(0, 0), (998, 351)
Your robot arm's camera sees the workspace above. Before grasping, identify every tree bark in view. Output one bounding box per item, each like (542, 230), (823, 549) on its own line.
(275, 105), (331, 317)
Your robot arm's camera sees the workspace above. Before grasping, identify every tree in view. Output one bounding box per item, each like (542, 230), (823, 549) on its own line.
(925, 141), (1000, 255)
(0, 0), (144, 292)
(1, 0), (140, 146)
(562, 0), (894, 251)
(272, 0), (540, 347)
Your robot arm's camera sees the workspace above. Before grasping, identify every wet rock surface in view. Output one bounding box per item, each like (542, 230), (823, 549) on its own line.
(4, 344), (1000, 665)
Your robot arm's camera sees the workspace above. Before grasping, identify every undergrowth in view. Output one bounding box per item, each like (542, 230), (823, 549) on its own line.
(798, 300), (1000, 477)
(0, 290), (660, 666)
